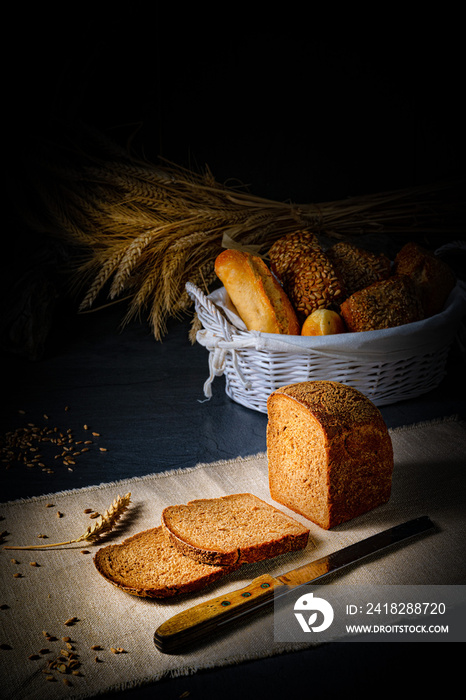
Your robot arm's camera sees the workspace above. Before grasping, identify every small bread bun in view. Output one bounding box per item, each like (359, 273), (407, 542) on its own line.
(301, 309), (346, 336)
(340, 275), (424, 332)
(326, 241), (391, 298)
(214, 249), (300, 334)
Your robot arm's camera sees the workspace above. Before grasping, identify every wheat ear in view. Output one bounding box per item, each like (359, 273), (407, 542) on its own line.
(3, 493), (132, 550)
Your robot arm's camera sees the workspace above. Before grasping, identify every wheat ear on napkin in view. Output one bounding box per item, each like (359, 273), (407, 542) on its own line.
(3, 493), (131, 550)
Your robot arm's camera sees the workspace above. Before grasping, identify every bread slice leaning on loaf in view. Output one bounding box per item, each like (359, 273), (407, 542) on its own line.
(161, 493), (310, 567)
(93, 527), (235, 598)
(267, 381), (394, 530)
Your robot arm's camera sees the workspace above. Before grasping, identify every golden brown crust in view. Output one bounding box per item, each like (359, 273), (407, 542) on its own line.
(267, 381), (394, 529)
(269, 231), (346, 322)
(268, 230), (321, 287)
(339, 275), (424, 332)
(214, 249), (300, 334)
(327, 241), (391, 298)
(393, 241), (456, 317)
(301, 309), (346, 336)
(161, 493), (309, 567)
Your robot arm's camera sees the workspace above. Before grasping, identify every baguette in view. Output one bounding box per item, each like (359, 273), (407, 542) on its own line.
(161, 493), (310, 567)
(214, 249), (300, 334)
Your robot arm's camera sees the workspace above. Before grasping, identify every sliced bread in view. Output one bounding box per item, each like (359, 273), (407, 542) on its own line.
(93, 526), (235, 598)
(161, 492), (310, 567)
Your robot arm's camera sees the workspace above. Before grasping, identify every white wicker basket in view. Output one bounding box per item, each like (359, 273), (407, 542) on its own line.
(186, 280), (466, 413)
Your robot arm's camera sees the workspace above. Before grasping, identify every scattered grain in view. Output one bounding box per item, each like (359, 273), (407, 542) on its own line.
(64, 617), (78, 626)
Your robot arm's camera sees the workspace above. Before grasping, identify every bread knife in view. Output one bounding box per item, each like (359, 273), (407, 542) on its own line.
(154, 515), (435, 653)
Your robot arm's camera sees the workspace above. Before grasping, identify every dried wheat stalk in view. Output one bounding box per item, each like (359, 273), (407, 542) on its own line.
(4, 493), (132, 550)
(14, 125), (464, 340)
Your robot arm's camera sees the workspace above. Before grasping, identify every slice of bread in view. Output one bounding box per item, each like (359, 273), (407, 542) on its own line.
(93, 527), (235, 598)
(161, 493), (310, 567)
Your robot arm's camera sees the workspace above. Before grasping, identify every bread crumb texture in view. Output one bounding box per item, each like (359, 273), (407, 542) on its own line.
(93, 527), (232, 598)
(162, 493), (309, 566)
(267, 381), (394, 530)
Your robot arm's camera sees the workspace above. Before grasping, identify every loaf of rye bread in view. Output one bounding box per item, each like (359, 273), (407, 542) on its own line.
(267, 381), (394, 529)
(93, 527), (235, 598)
(161, 493), (310, 566)
(214, 249), (300, 334)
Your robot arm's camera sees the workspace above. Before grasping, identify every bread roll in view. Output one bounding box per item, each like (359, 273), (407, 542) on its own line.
(301, 308), (346, 336)
(268, 230), (321, 287)
(269, 232), (346, 322)
(214, 249), (300, 334)
(327, 241), (391, 297)
(393, 241), (456, 317)
(339, 275), (424, 332)
(267, 381), (394, 529)
(162, 493), (309, 567)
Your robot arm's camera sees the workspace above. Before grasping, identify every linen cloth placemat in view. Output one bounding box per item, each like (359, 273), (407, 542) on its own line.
(1, 417), (465, 700)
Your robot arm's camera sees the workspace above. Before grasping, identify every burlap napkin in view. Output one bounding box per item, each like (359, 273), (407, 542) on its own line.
(1, 417), (465, 700)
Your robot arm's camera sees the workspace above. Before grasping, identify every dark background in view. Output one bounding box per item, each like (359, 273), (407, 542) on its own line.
(8, 9), (466, 204)
(4, 8), (466, 359)
(1, 12), (465, 699)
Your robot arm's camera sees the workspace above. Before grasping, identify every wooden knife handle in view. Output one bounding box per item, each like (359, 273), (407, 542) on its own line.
(154, 573), (284, 653)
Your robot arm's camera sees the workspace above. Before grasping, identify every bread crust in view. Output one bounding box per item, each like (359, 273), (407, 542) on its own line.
(267, 381), (394, 529)
(93, 527), (234, 598)
(214, 249), (300, 334)
(327, 241), (391, 297)
(339, 275), (424, 332)
(393, 241), (456, 317)
(161, 493), (309, 567)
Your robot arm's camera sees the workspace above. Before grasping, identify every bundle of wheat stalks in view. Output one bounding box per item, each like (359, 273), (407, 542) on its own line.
(15, 124), (464, 341)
